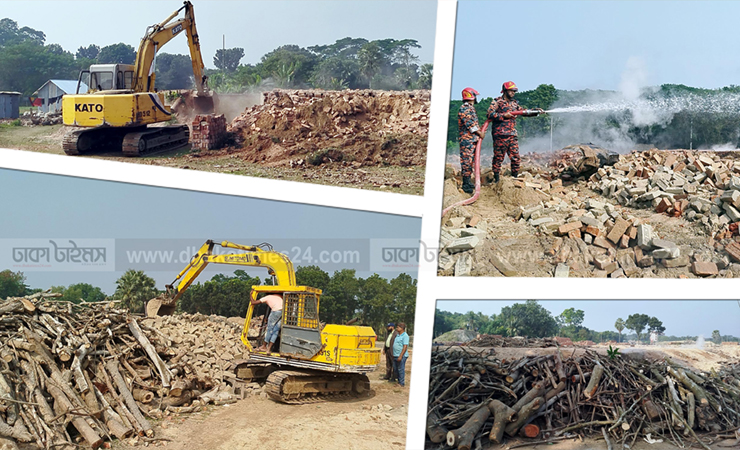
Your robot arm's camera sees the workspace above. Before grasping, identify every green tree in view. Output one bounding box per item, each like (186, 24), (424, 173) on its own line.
(51, 283), (106, 304)
(155, 53), (194, 89)
(213, 47), (244, 72)
(625, 313), (650, 342)
(357, 41), (385, 83)
(647, 316), (666, 335)
(112, 270), (157, 314)
(712, 330), (722, 344)
(310, 57), (359, 90)
(0, 18), (45, 46)
(615, 318), (625, 343)
(0, 41), (77, 95)
(489, 300), (558, 338)
(558, 308), (585, 328)
(321, 269), (360, 325)
(76, 44), (100, 60)
(98, 43), (135, 64)
(417, 63), (433, 90)
(0, 270), (29, 298)
(260, 44), (317, 87)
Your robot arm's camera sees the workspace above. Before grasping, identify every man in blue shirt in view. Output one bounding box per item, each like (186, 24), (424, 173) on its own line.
(392, 322), (410, 387)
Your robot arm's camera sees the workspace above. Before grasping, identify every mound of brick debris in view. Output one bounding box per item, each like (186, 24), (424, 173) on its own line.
(227, 89), (430, 167)
(427, 346), (740, 450)
(440, 147), (740, 278)
(0, 293), (263, 449)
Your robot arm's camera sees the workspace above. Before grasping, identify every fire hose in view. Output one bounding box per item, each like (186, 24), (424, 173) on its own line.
(441, 109), (544, 217)
(442, 119), (490, 217)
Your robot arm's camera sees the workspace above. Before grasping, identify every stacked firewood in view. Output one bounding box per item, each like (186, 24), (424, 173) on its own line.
(0, 293), (236, 449)
(427, 346), (740, 450)
(465, 335), (561, 348)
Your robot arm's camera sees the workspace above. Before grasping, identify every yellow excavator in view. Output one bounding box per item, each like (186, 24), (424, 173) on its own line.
(147, 240), (381, 403)
(62, 1), (214, 156)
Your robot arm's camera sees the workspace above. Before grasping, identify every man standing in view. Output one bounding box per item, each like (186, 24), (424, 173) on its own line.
(487, 81), (542, 182)
(382, 323), (398, 381)
(458, 87), (485, 194)
(250, 292), (283, 353)
(392, 322), (410, 387)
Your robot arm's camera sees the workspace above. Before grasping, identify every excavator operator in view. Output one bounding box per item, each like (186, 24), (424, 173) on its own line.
(251, 292), (283, 353)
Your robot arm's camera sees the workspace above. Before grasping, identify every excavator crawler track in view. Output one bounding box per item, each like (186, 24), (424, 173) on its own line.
(122, 125), (190, 156)
(265, 370), (370, 404)
(62, 125), (189, 156)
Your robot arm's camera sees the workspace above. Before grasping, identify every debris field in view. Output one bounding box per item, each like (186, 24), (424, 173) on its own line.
(0, 292), (262, 450)
(226, 89), (430, 168)
(427, 345), (740, 450)
(440, 146), (740, 278)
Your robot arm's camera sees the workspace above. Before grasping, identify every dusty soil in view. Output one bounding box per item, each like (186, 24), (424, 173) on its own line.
(111, 351), (411, 450)
(439, 165), (740, 277)
(0, 89), (429, 195)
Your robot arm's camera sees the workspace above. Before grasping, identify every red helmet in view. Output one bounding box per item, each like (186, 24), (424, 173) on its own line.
(462, 87), (480, 101)
(501, 81), (518, 93)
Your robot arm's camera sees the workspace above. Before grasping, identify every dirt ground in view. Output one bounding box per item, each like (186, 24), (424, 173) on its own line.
(439, 164), (740, 277)
(427, 344), (740, 450)
(0, 124), (425, 195)
(111, 351), (411, 450)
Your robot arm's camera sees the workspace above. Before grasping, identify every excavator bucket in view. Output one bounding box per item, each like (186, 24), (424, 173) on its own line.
(146, 296), (177, 317)
(192, 92), (216, 115)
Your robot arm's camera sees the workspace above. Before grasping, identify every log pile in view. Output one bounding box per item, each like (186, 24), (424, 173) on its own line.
(465, 335), (562, 348)
(228, 89), (430, 168)
(0, 294), (242, 449)
(427, 346), (740, 449)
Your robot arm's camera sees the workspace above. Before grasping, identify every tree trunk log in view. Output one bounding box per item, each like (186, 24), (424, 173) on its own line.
(488, 400), (517, 444)
(127, 319), (172, 388)
(583, 363), (604, 399)
(426, 411), (448, 444)
(505, 397), (543, 437)
(446, 404), (490, 450)
(47, 382), (103, 448)
(105, 360), (153, 437)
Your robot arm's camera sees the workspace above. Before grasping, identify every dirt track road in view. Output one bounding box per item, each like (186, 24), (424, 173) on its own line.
(114, 356), (411, 450)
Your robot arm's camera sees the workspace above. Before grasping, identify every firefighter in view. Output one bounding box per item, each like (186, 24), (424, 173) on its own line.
(487, 81), (543, 182)
(458, 87), (485, 194)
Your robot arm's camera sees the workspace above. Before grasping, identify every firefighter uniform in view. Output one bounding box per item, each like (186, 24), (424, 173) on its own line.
(457, 102), (481, 178)
(488, 96), (523, 176)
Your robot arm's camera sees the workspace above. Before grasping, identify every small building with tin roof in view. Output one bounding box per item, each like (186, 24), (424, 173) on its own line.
(32, 79), (89, 114)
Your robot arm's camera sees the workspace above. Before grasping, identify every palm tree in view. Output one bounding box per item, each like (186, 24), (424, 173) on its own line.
(615, 318), (625, 343)
(113, 269), (157, 314)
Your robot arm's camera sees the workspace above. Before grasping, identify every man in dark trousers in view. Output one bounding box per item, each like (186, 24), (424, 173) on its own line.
(381, 322), (398, 381)
(458, 87), (485, 194)
(487, 81), (543, 182)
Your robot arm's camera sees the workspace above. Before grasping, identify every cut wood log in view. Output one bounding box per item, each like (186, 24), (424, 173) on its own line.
(583, 362), (604, 399)
(447, 404), (490, 450)
(505, 397), (544, 437)
(105, 360), (153, 437)
(132, 389), (155, 404)
(127, 319), (172, 388)
(426, 411), (447, 443)
(47, 382), (103, 448)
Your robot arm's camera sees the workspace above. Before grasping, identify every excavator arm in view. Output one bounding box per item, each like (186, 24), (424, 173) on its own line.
(147, 240), (297, 316)
(132, 1), (213, 110)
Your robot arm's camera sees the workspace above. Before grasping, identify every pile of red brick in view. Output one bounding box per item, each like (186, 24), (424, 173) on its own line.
(190, 114), (227, 150)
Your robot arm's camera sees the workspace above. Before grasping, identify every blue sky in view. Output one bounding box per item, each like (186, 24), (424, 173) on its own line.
(0, 169), (421, 294)
(436, 300), (740, 338)
(452, 1), (740, 99)
(1, 1), (436, 68)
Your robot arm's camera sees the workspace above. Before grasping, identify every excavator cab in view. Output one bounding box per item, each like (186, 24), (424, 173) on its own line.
(244, 286), (323, 358)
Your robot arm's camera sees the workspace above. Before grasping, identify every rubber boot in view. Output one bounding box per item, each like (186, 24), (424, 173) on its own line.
(461, 176), (474, 194)
(511, 171), (519, 178)
(494, 172), (500, 183)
